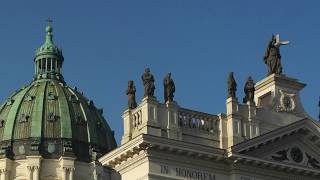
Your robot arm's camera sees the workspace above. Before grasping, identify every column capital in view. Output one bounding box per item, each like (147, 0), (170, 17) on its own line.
(0, 169), (7, 173)
(27, 166), (34, 171)
(62, 167), (75, 172)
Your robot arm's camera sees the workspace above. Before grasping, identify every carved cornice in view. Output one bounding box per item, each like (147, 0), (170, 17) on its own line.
(255, 74), (306, 92)
(232, 119), (320, 153)
(101, 133), (320, 177)
(229, 153), (320, 177)
(100, 134), (226, 169)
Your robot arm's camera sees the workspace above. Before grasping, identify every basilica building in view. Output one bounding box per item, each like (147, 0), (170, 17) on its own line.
(0, 25), (319, 180)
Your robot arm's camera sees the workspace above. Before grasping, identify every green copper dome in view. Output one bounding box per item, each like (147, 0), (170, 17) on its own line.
(0, 25), (117, 162)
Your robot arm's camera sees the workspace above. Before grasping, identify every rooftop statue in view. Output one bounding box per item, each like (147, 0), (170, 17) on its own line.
(227, 72), (237, 98)
(243, 76), (255, 104)
(126, 80), (137, 109)
(263, 34), (289, 76)
(163, 73), (175, 102)
(141, 68), (155, 98)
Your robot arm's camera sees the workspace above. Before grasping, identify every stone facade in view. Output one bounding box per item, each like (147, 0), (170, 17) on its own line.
(0, 156), (117, 180)
(100, 73), (320, 180)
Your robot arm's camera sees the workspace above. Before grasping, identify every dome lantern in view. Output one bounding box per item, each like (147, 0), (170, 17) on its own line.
(34, 23), (64, 82)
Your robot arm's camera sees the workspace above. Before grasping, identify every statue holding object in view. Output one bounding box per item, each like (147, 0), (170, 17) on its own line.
(263, 34), (289, 76)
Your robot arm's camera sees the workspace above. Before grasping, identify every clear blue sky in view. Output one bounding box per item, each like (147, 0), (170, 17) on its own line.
(0, 1), (319, 143)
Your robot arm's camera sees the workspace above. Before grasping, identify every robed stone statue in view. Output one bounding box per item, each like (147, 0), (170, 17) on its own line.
(126, 80), (137, 109)
(263, 34), (289, 76)
(227, 72), (237, 98)
(163, 73), (175, 102)
(141, 68), (155, 98)
(243, 76), (255, 104)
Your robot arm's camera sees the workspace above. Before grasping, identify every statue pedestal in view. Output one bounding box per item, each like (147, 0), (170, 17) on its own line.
(165, 101), (181, 140)
(254, 74), (306, 115)
(253, 74), (309, 134)
(226, 97), (238, 116)
(121, 109), (132, 145)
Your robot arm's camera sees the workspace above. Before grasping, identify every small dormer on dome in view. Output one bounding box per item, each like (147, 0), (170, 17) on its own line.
(34, 24), (64, 82)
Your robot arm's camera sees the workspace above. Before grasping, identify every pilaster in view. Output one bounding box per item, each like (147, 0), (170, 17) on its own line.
(245, 101), (259, 139)
(69, 167), (74, 180)
(59, 156), (76, 180)
(27, 166), (33, 180)
(223, 97), (243, 148)
(33, 166), (40, 180)
(121, 109), (132, 145)
(131, 97), (161, 139)
(0, 169), (8, 180)
(0, 158), (11, 180)
(92, 161), (104, 180)
(165, 101), (181, 140)
(26, 156), (42, 180)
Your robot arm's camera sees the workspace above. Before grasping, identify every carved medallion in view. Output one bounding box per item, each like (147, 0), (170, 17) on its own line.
(47, 143), (56, 154)
(18, 145), (25, 155)
(277, 90), (296, 112)
(290, 147), (303, 163)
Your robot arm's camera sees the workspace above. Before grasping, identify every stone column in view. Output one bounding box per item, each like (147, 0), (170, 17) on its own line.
(93, 171), (98, 180)
(62, 167), (68, 180)
(0, 169), (6, 180)
(45, 58), (48, 72)
(69, 168), (75, 180)
(50, 58), (53, 71)
(33, 166), (40, 180)
(27, 166), (33, 180)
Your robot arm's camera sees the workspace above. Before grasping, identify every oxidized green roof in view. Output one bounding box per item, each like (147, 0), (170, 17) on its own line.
(35, 25), (63, 58)
(0, 79), (117, 161)
(0, 24), (117, 162)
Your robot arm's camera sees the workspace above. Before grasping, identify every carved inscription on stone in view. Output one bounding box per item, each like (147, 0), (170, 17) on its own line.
(160, 165), (216, 180)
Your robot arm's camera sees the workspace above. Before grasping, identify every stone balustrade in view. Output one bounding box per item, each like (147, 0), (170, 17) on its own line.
(178, 108), (220, 136)
(132, 109), (143, 129)
(122, 98), (221, 147)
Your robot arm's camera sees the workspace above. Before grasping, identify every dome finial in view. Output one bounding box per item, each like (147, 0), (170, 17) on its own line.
(45, 18), (53, 44)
